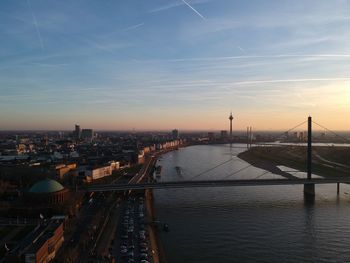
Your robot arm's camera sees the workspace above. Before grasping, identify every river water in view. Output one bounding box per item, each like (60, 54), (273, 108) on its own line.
(153, 144), (350, 263)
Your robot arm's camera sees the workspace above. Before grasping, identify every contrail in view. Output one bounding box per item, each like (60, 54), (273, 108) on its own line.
(182, 0), (205, 20)
(27, 0), (43, 50)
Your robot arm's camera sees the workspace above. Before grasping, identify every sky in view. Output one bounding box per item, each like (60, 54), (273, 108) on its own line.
(1, 0), (350, 131)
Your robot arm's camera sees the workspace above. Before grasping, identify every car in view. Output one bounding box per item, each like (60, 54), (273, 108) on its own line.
(121, 241), (128, 247)
(140, 248), (148, 253)
(139, 242), (147, 247)
(128, 244), (135, 249)
(140, 253), (148, 259)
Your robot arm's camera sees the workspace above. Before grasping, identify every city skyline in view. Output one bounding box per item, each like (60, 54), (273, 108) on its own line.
(1, 0), (350, 130)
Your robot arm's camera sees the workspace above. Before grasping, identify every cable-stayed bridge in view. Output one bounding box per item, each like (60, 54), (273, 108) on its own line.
(84, 117), (350, 196)
(86, 178), (350, 192)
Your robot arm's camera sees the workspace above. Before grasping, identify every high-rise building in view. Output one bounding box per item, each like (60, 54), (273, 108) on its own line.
(74, 124), (81, 140)
(172, 129), (179, 139)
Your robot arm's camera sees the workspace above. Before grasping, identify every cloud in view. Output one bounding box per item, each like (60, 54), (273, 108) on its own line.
(134, 54), (350, 64)
(123, 23), (145, 32)
(26, 0), (44, 50)
(230, 78), (350, 86)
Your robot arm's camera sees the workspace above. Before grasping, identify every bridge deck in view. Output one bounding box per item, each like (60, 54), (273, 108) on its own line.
(85, 178), (350, 192)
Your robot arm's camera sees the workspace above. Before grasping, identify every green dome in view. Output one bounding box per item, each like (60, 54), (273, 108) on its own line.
(29, 179), (64, 194)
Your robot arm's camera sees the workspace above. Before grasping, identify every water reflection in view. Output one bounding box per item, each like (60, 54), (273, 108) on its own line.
(154, 144), (350, 263)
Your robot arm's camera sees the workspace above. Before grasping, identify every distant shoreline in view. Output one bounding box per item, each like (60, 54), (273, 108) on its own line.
(237, 149), (298, 179)
(237, 146), (350, 179)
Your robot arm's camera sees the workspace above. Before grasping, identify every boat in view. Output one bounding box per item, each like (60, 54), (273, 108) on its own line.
(163, 223), (169, 232)
(156, 165), (162, 177)
(175, 166), (182, 175)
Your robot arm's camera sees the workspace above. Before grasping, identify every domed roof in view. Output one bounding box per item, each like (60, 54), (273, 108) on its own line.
(29, 179), (64, 194)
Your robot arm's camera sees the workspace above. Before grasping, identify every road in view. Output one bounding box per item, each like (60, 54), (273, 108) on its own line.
(86, 177), (350, 192)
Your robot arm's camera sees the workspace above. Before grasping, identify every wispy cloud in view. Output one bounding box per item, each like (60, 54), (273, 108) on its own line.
(26, 0), (43, 50)
(231, 78), (350, 86)
(123, 23), (145, 32)
(181, 0), (205, 20)
(237, 46), (244, 52)
(148, 2), (182, 13)
(135, 54), (350, 64)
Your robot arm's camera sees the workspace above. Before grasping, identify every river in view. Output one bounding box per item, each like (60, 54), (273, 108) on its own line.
(153, 144), (350, 263)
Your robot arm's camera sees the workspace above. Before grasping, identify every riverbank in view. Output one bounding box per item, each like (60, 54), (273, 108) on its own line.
(145, 189), (162, 263)
(238, 146), (350, 179)
(238, 148), (298, 179)
(144, 146), (191, 263)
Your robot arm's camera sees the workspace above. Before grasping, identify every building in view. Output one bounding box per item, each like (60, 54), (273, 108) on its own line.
(74, 124), (81, 140)
(208, 132), (215, 140)
(26, 179), (69, 205)
(6, 219), (64, 263)
(220, 130), (228, 139)
(172, 129), (179, 139)
(55, 163), (76, 180)
(81, 129), (94, 141)
(75, 162), (120, 182)
(4, 178), (73, 217)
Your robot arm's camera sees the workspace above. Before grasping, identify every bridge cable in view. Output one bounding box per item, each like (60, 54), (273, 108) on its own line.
(312, 121), (350, 171)
(222, 163), (255, 180)
(252, 170), (271, 180)
(225, 120), (311, 179)
(312, 121), (350, 143)
(190, 119), (309, 181)
(257, 120), (307, 146)
(189, 158), (234, 181)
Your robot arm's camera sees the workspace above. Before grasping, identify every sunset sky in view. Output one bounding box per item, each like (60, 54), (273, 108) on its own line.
(1, 0), (350, 131)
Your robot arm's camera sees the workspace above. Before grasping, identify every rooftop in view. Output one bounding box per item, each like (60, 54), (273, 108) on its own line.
(29, 179), (64, 194)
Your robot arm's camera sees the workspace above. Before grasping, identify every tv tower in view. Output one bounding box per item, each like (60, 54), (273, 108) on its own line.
(229, 112), (233, 139)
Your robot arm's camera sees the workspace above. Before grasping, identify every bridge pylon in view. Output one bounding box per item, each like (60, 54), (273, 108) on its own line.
(304, 116), (315, 196)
